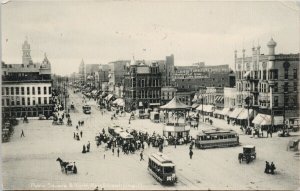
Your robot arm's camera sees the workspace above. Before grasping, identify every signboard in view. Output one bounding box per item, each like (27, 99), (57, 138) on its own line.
(274, 116), (283, 125)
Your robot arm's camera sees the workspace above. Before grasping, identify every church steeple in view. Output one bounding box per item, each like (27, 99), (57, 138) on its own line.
(22, 38), (33, 65)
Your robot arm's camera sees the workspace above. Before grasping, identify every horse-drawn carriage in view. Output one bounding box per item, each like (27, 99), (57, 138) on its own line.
(56, 157), (77, 174)
(238, 145), (256, 164)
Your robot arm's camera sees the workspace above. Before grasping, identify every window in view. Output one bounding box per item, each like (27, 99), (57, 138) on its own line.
(6, 87), (9, 95)
(48, 87), (51, 94)
(21, 87), (25, 95)
(1, 88), (3, 95)
(284, 96), (289, 106)
(27, 98), (30, 105)
(294, 82), (297, 91)
(49, 97), (52, 104)
(38, 87), (41, 95)
(284, 82), (289, 92)
(274, 69), (278, 79)
(274, 83), (278, 92)
(16, 99), (20, 105)
(11, 87), (14, 95)
(285, 69), (289, 79)
(22, 98), (25, 105)
(38, 97), (41, 104)
(11, 100), (14, 106)
(6, 99), (10, 106)
(263, 70), (266, 80)
(32, 98), (36, 105)
(27, 87), (30, 95)
(274, 96), (278, 107)
(44, 97), (47, 104)
(32, 87), (35, 95)
(16, 87), (19, 95)
(141, 79), (145, 87)
(44, 87), (47, 94)
(293, 69), (297, 79)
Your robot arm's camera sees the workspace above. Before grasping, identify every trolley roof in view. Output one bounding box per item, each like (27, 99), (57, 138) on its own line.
(198, 128), (237, 136)
(149, 153), (175, 167)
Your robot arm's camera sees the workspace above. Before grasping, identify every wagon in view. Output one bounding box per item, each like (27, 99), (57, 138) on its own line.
(238, 145), (256, 164)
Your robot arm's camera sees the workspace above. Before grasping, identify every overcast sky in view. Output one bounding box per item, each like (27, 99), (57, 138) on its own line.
(2, 0), (299, 75)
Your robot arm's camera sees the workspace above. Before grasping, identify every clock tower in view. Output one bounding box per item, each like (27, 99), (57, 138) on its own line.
(22, 38), (33, 65)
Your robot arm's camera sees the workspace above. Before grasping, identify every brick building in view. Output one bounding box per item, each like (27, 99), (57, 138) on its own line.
(123, 60), (161, 111)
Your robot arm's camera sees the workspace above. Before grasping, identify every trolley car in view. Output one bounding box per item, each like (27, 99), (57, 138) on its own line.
(148, 153), (177, 185)
(195, 128), (239, 149)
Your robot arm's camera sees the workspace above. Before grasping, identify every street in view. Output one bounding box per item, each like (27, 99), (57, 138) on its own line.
(2, 89), (300, 190)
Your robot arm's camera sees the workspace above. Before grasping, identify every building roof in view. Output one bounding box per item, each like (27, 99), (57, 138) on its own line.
(160, 96), (191, 110)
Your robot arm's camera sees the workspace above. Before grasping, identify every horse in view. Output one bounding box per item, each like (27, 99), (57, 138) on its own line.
(56, 157), (77, 174)
(56, 157), (69, 173)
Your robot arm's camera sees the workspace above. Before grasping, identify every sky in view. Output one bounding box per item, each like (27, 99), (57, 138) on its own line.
(1, 0), (300, 75)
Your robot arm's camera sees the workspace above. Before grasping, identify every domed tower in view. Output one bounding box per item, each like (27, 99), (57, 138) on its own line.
(22, 38), (33, 65)
(267, 38), (277, 61)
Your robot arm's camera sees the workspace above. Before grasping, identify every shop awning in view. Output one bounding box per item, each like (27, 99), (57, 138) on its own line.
(214, 109), (223, 115)
(192, 103), (199, 109)
(229, 108), (244, 118)
(237, 109), (254, 120)
(204, 105), (214, 113)
(252, 114), (283, 125)
(252, 114), (271, 125)
(221, 108), (231, 116)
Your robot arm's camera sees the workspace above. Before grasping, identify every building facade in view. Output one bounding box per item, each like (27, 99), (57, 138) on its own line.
(123, 60), (161, 111)
(2, 40), (53, 118)
(235, 38), (299, 126)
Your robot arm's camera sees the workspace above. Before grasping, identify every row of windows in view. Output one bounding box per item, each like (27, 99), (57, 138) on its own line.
(237, 82), (298, 93)
(2, 86), (51, 96)
(131, 78), (160, 87)
(237, 68), (297, 80)
(2, 97), (52, 106)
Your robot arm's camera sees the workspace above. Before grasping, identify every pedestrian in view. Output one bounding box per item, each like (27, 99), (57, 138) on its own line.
(82, 145), (86, 153)
(112, 147), (115, 155)
(78, 121), (80, 126)
(20, 129), (25, 138)
(189, 149), (193, 159)
(76, 125), (79, 130)
(117, 147), (120, 157)
(87, 141), (90, 152)
(80, 131), (83, 138)
(270, 162), (276, 174)
(265, 161), (270, 174)
(140, 151), (144, 161)
(76, 133), (80, 141)
(73, 132), (75, 139)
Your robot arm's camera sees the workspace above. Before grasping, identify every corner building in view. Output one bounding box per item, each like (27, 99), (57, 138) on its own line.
(2, 40), (53, 118)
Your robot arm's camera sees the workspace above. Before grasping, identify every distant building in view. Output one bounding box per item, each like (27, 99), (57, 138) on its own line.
(176, 89), (195, 106)
(161, 86), (177, 105)
(175, 72), (235, 91)
(108, 60), (129, 93)
(78, 59), (85, 84)
(2, 40), (53, 118)
(123, 59), (161, 111)
(235, 38), (299, 127)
